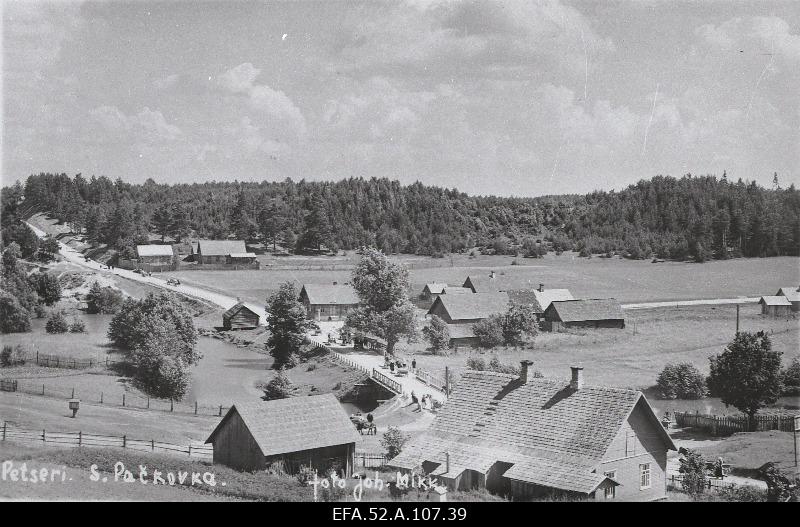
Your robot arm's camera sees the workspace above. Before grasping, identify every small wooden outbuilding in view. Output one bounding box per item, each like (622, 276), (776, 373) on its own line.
(135, 244), (175, 266)
(222, 302), (260, 330)
(205, 395), (361, 475)
(543, 299), (625, 331)
(759, 296), (792, 317)
(776, 286), (800, 312)
(299, 283), (360, 321)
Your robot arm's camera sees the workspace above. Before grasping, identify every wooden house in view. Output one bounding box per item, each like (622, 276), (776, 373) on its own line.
(543, 299), (625, 331)
(759, 296), (792, 317)
(388, 363), (675, 501)
(462, 272), (506, 293)
(222, 302), (261, 329)
(299, 283), (360, 321)
(421, 283), (448, 302)
(507, 284), (575, 315)
(196, 240), (247, 264)
(427, 292), (510, 347)
(776, 286), (800, 312)
(135, 244), (175, 266)
(205, 395), (361, 475)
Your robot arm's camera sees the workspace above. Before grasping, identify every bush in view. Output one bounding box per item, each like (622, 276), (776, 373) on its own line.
(656, 363), (706, 399)
(472, 315), (504, 348)
(29, 272), (61, 306)
(263, 369), (295, 400)
(380, 426), (409, 460)
(466, 357), (486, 371)
(69, 319), (86, 333)
(678, 448), (707, 497)
(422, 315), (450, 352)
(713, 485), (767, 502)
(781, 357), (800, 396)
(45, 311), (69, 334)
(86, 282), (124, 314)
(0, 290), (32, 333)
(1, 345), (26, 367)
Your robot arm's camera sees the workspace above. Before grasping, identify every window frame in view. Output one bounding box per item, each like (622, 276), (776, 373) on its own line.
(603, 470), (617, 499)
(639, 463), (651, 490)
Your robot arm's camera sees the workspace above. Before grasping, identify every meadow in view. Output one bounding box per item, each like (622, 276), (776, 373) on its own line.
(164, 254), (800, 305)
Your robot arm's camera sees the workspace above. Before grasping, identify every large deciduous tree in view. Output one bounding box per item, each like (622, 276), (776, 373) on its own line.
(707, 331), (783, 430)
(345, 247), (417, 355)
(266, 282), (316, 368)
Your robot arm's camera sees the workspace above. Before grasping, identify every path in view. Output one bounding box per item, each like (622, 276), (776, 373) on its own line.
(622, 297), (759, 310)
(25, 221), (267, 323)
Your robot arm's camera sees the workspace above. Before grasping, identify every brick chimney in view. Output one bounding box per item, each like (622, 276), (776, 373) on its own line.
(570, 366), (584, 390)
(520, 360), (534, 384)
(538, 283), (544, 292)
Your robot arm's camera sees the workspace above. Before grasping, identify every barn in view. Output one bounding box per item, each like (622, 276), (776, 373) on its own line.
(135, 244), (175, 266)
(205, 395), (361, 475)
(299, 283), (360, 321)
(759, 296), (793, 317)
(196, 240), (247, 264)
(222, 302), (260, 329)
(421, 283), (448, 302)
(427, 292), (510, 347)
(462, 272), (505, 293)
(776, 286), (800, 312)
(543, 299), (625, 331)
(388, 363), (675, 501)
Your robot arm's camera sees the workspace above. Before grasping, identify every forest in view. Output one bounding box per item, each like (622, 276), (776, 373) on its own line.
(2, 172), (799, 261)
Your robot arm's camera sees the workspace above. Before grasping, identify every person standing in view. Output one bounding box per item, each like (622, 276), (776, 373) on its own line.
(412, 358), (417, 371)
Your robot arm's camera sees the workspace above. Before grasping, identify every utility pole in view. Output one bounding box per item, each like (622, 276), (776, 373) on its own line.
(794, 416), (799, 470)
(736, 304), (740, 334)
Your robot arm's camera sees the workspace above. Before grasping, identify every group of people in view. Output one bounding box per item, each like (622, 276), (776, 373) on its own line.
(384, 353), (417, 375)
(408, 391), (432, 412)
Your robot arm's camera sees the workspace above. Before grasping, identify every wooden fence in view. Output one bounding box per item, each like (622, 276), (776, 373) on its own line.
(1, 377), (231, 417)
(354, 451), (387, 469)
(1, 421), (212, 460)
(371, 368), (403, 395)
(415, 368), (446, 393)
(667, 474), (740, 492)
(674, 411), (797, 435)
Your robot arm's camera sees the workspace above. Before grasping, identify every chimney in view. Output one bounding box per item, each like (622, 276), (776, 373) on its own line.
(570, 366), (584, 390)
(445, 451), (450, 473)
(538, 283), (544, 292)
(520, 360), (534, 384)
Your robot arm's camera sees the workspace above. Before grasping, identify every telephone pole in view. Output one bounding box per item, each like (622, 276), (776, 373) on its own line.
(735, 304), (740, 334)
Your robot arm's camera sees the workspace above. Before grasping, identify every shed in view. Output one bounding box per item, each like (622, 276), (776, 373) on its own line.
(759, 296), (792, 317)
(299, 283), (360, 321)
(543, 299), (625, 330)
(135, 244), (175, 265)
(421, 283), (448, 302)
(776, 286), (800, 312)
(427, 292), (510, 325)
(205, 395), (361, 475)
(223, 302), (261, 330)
(196, 240), (247, 264)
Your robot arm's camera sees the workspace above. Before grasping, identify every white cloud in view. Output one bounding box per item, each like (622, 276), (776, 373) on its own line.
(90, 106), (182, 140)
(696, 16), (800, 62)
(218, 62), (261, 94)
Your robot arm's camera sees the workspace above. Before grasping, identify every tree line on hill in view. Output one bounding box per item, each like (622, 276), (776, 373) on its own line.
(3, 171), (799, 261)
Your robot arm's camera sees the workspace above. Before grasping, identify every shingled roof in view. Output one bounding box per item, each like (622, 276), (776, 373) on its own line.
(205, 394), (361, 457)
(545, 298), (624, 323)
(508, 288), (574, 312)
(222, 302), (260, 320)
(423, 283), (448, 295)
(136, 244), (174, 257)
(197, 239), (247, 256)
(428, 292), (510, 322)
(776, 286), (800, 302)
(463, 275), (506, 293)
(300, 284), (360, 305)
(388, 371), (674, 495)
(760, 296), (792, 306)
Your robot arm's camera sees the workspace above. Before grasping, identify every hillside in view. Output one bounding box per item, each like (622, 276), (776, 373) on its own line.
(3, 173), (799, 261)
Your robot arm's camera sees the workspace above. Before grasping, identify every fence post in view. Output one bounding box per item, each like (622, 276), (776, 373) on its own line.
(123, 435), (126, 448)
(42, 383), (45, 395)
(78, 430), (82, 447)
(151, 439), (155, 451)
(42, 429), (46, 444)
(71, 387), (75, 399)
(2, 421), (5, 441)
(147, 396), (150, 409)
(219, 405), (222, 417)
(170, 399), (174, 412)
(100, 391), (103, 404)
(194, 401), (198, 415)
(188, 444), (192, 457)
(122, 394), (126, 407)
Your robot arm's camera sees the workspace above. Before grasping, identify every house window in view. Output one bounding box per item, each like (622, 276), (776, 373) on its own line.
(639, 463), (651, 490)
(625, 431), (636, 456)
(603, 471), (616, 499)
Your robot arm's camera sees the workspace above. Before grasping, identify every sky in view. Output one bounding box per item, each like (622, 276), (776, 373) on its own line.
(2, 0), (799, 196)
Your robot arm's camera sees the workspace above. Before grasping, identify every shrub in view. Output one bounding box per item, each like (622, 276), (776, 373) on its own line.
(466, 357), (486, 371)
(656, 363), (706, 399)
(678, 448), (707, 497)
(488, 356), (521, 376)
(713, 485), (767, 502)
(69, 319), (86, 333)
(422, 315), (450, 352)
(0, 290), (32, 333)
(781, 357), (800, 396)
(1, 345), (26, 367)
(472, 315), (504, 348)
(45, 311), (69, 334)
(296, 465), (316, 485)
(263, 369), (295, 401)
(29, 272), (61, 306)
(380, 426), (409, 459)
(502, 303), (538, 347)
(86, 282), (124, 314)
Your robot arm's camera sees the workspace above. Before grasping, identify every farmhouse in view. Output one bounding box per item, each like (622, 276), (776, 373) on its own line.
(427, 292), (510, 347)
(543, 299), (625, 331)
(195, 240), (257, 266)
(299, 283), (360, 321)
(135, 244), (175, 266)
(388, 363), (675, 501)
(222, 302), (260, 329)
(776, 286), (800, 312)
(420, 283), (448, 302)
(463, 272), (506, 293)
(205, 395), (361, 475)
(759, 296), (793, 317)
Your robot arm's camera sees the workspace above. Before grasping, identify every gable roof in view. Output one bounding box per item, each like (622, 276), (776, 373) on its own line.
(423, 283), (448, 295)
(443, 287), (473, 295)
(760, 296), (792, 306)
(776, 286), (800, 302)
(300, 284), (360, 305)
(507, 288), (574, 312)
(388, 371), (674, 495)
(205, 394), (361, 457)
(222, 302), (260, 321)
(463, 275), (506, 293)
(545, 299), (624, 322)
(136, 244), (174, 257)
(197, 239), (247, 256)
(428, 292), (510, 321)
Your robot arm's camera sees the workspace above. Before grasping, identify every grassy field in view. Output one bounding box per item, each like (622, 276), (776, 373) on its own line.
(671, 429), (796, 475)
(406, 303), (799, 397)
(164, 254), (800, 305)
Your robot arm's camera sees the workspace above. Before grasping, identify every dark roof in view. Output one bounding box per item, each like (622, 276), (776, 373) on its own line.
(205, 394), (361, 457)
(545, 299), (624, 322)
(300, 284), (359, 305)
(428, 292), (510, 321)
(197, 239), (247, 256)
(389, 371), (674, 494)
(222, 302), (260, 321)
